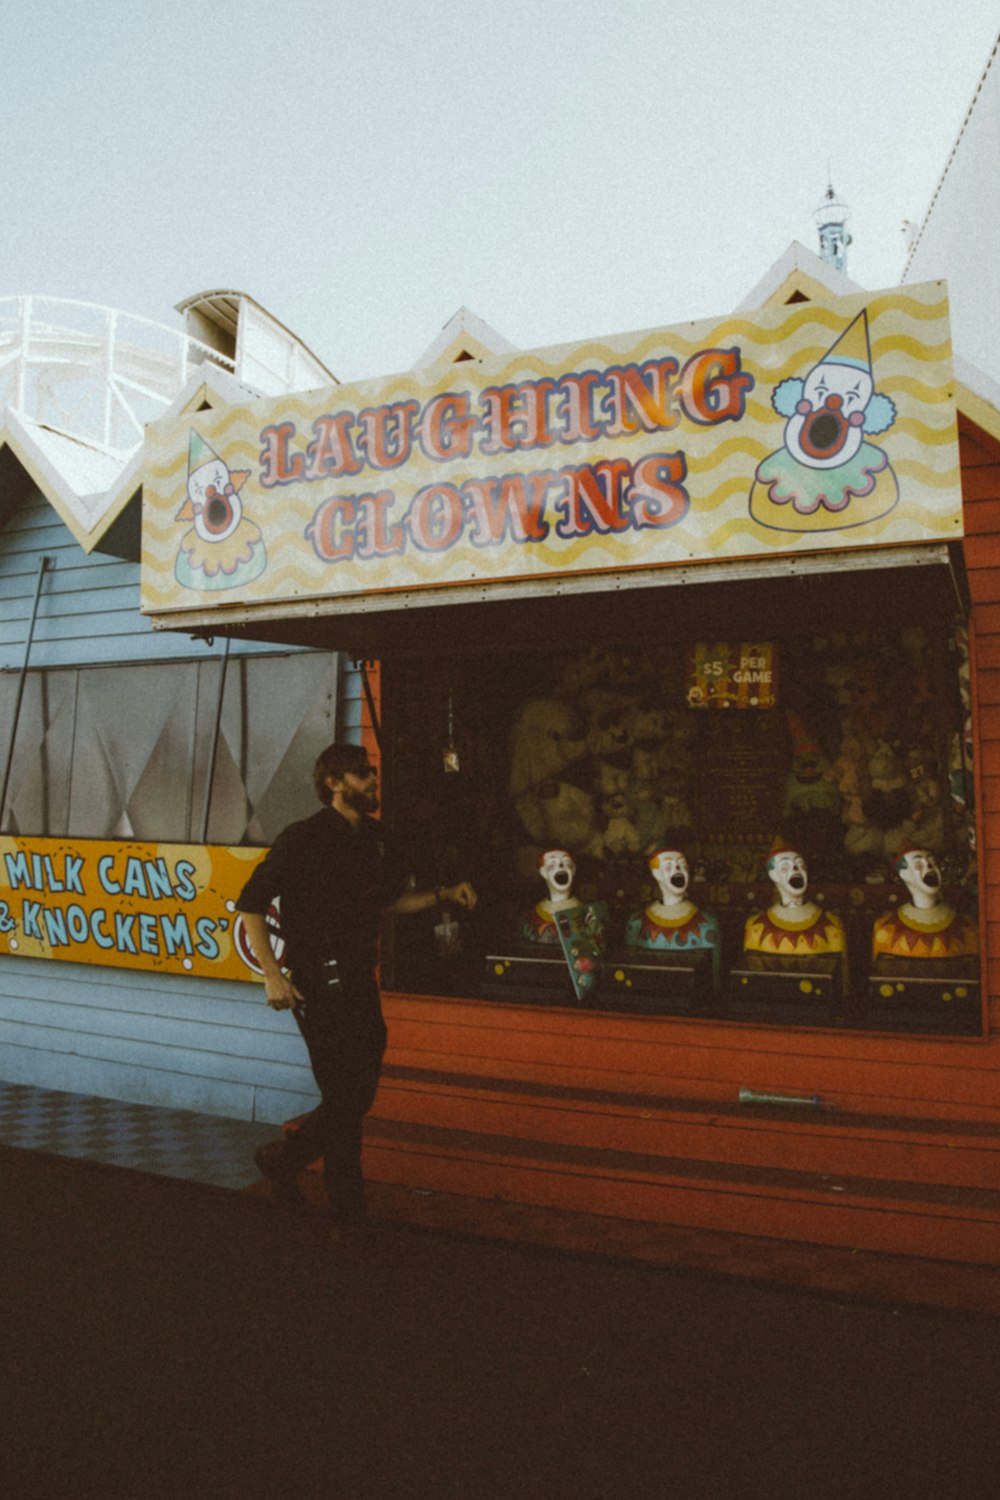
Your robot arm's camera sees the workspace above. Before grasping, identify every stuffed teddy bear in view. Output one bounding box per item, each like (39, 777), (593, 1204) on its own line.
(588, 793), (641, 859)
(509, 697), (587, 799)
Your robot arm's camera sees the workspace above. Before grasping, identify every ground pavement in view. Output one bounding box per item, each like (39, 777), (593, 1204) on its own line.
(3, 1140), (999, 1500)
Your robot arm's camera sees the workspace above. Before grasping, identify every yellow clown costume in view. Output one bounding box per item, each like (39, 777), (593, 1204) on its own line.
(743, 905), (847, 960)
(872, 906), (979, 962)
(743, 839), (849, 993)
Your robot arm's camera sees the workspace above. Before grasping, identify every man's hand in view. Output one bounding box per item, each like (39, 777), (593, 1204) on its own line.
(388, 881), (479, 916)
(239, 909), (303, 1010)
(442, 882), (478, 910)
(264, 969), (304, 1011)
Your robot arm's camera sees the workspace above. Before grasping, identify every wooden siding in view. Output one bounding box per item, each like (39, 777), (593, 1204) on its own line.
(0, 955), (318, 1124)
(960, 412), (1000, 1029)
(369, 983), (1000, 1263)
(0, 490), (330, 670)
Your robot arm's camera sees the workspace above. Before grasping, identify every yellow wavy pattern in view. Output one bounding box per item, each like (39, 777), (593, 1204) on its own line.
(690, 435), (773, 470)
(704, 515), (802, 550)
(141, 285), (960, 612)
(891, 458), (961, 488)
(872, 333), (953, 364)
(889, 417), (960, 449)
(885, 374), (958, 403)
(867, 289), (948, 320)
(687, 476), (762, 515)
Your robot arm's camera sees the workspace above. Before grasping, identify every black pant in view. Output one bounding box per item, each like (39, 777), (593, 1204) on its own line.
(278, 980), (387, 1225)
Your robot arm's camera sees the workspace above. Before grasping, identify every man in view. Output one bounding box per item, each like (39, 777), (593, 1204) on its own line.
(237, 741), (476, 1247)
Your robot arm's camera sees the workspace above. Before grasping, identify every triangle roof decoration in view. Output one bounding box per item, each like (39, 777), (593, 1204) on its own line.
(414, 306), (517, 369)
(735, 240), (861, 312)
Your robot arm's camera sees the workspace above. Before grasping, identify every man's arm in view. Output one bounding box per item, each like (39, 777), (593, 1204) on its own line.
(238, 909), (303, 1011)
(388, 882), (477, 916)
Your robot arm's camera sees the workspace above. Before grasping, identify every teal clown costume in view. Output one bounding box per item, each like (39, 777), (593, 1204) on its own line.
(625, 849), (721, 990)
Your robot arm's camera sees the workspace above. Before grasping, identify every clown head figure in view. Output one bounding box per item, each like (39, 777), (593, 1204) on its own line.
(537, 848), (579, 910)
(871, 843), (977, 961)
(744, 839), (847, 975)
(750, 308), (899, 532)
(896, 846), (944, 911)
(624, 847), (721, 982)
(767, 843), (810, 909)
(649, 848), (691, 912)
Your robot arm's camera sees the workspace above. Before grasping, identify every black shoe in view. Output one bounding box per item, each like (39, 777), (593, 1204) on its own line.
(253, 1140), (305, 1211)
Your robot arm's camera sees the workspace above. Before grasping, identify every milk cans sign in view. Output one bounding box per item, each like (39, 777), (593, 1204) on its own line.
(0, 837), (272, 983)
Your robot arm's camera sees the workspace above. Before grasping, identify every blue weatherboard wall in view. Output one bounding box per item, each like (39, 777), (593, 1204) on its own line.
(1, 491), (268, 670)
(0, 956), (319, 1125)
(0, 484), (362, 1120)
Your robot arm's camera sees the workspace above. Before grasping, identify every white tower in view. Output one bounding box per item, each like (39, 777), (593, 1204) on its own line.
(815, 183), (852, 273)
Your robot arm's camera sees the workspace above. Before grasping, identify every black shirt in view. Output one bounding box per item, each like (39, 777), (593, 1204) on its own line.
(237, 807), (406, 983)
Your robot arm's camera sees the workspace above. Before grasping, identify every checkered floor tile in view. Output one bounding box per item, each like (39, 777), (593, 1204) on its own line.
(0, 1081), (278, 1190)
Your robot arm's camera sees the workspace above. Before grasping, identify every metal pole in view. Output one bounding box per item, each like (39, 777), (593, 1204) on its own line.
(200, 636), (231, 844)
(1, 555), (50, 833)
(358, 659), (383, 754)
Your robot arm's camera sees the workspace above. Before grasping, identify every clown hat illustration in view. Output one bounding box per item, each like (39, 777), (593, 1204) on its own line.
(822, 309), (873, 373)
(749, 306), (899, 534)
(174, 430), (267, 591)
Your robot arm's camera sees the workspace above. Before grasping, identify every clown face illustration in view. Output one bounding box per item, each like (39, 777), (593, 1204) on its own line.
(749, 307), (898, 532)
(174, 430), (267, 591)
(183, 457), (246, 543)
(782, 360), (874, 471)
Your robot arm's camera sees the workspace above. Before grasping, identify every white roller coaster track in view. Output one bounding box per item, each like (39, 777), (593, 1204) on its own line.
(0, 295), (236, 460)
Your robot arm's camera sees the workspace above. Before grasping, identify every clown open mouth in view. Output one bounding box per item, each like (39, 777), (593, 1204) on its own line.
(553, 869), (571, 888)
(798, 395), (855, 462)
(669, 873), (687, 890)
(788, 873), (807, 892)
(923, 868), (941, 890)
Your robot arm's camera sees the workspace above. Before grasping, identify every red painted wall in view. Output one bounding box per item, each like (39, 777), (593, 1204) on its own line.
(960, 413), (1000, 1035)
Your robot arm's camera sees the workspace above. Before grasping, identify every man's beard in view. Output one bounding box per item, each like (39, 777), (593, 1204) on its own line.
(343, 783), (379, 815)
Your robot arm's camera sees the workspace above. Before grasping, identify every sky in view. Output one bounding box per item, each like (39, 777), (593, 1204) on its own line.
(3, 0), (998, 384)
